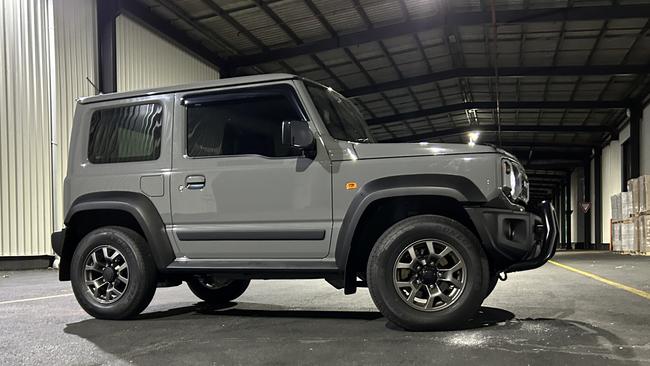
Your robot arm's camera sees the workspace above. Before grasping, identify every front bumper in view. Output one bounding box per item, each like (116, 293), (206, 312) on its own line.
(466, 201), (559, 272)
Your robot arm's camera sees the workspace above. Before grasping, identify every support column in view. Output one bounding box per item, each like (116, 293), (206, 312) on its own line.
(584, 160), (591, 249)
(565, 178), (572, 249)
(97, 0), (119, 93)
(594, 148), (602, 248)
(557, 182), (566, 246)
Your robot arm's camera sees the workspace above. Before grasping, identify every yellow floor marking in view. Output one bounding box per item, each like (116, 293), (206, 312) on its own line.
(549, 260), (650, 301)
(0, 293), (73, 305)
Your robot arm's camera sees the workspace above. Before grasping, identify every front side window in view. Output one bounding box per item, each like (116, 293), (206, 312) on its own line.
(306, 84), (372, 143)
(186, 86), (304, 158)
(88, 103), (162, 164)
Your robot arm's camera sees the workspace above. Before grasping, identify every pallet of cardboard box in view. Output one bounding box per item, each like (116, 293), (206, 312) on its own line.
(610, 214), (650, 255)
(610, 175), (650, 255)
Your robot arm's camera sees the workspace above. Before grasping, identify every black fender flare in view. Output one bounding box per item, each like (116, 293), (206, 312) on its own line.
(334, 174), (487, 293)
(63, 191), (175, 273)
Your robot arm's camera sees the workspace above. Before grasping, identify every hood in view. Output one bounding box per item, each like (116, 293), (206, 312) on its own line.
(351, 142), (498, 160)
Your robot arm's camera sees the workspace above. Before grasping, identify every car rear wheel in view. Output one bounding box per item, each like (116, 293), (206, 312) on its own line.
(367, 215), (489, 331)
(70, 226), (157, 319)
(187, 277), (250, 304)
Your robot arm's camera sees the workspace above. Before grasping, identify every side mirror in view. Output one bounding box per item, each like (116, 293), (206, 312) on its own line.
(282, 121), (316, 157)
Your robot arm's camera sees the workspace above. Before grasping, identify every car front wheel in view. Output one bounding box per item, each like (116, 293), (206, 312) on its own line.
(366, 215), (489, 331)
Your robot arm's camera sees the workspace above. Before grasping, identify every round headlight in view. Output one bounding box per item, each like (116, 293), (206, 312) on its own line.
(501, 158), (528, 204)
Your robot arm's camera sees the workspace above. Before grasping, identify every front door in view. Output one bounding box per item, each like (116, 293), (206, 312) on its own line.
(170, 82), (332, 259)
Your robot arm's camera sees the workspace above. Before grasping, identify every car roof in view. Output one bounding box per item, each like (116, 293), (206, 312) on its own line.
(77, 73), (301, 104)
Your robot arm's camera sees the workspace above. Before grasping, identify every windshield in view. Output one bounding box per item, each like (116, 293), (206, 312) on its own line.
(306, 84), (373, 143)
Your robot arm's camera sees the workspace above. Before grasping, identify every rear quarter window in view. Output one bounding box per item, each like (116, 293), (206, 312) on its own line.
(87, 103), (162, 164)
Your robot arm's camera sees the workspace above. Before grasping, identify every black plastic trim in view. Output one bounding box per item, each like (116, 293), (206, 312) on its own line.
(166, 259), (339, 279)
(176, 229), (326, 241)
(51, 229), (65, 257)
(505, 201), (559, 272)
(335, 174), (487, 293)
(336, 174), (487, 269)
(64, 191), (175, 272)
(465, 207), (534, 261)
(465, 200), (559, 271)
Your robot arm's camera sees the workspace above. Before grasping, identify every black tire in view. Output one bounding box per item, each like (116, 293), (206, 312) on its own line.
(187, 278), (250, 304)
(484, 273), (499, 299)
(70, 226), (157, 320)
(366, 215), (489, 331)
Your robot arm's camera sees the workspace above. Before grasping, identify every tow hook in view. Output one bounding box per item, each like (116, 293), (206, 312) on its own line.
(498, 272), (508, 281)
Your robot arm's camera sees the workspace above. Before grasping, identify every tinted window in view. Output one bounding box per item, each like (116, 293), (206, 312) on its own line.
(88, 103), (162, 164)
(306, 84), (372, 143)
(186, 88), (303, 158)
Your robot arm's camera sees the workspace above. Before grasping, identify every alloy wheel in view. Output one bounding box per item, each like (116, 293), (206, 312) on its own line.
(392, 238), (467, 312)
(83, 245), (129, 304)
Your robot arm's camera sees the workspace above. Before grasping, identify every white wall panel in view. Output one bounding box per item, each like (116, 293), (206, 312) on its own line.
(115, 15), (219, 92)
(590, 158), (595, 242)
(570, 168), (584, 244)
(52, 0), (97, 231)
(601, 137), (622, 243)
(0, 0), (53, 256)
(570, 170), (578, 243)
(642, 104), (650, 176)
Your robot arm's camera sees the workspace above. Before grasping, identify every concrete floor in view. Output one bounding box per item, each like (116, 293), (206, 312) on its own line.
(0, 251), (649, 365)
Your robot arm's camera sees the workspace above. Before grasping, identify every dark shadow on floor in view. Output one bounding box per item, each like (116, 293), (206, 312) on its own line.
(126, 302), (515, 331)
(64, 303), (639, 366)
(385, 306), (515, 331)
(125, 301), (514, 329)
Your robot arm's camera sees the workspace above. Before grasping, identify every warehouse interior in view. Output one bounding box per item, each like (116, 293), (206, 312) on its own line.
(1, 0), (650, 364)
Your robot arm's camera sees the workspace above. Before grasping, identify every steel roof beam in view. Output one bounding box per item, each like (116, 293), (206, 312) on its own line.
(226, 4), (650, 67)
(379, 123), (615, 142)
(368, 101), (629, 127)
(513, 150), (592, 161)
(343, 65), (650, 97)
(503, 143), (598, 150)
(524, 161), (585, 169)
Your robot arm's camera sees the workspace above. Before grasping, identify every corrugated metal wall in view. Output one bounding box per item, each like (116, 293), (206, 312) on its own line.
(52, 0), (97, 232)
(0, 0), (53, 256)
(115, 15), (219, 92)
(0, 1), (220, 258)
(601, 133), (623, 243)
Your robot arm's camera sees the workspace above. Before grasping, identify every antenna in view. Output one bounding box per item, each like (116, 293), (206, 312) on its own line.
(86, 76), (100, 95)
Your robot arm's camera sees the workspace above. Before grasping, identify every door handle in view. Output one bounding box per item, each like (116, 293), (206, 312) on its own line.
(185, 175), (206, 190)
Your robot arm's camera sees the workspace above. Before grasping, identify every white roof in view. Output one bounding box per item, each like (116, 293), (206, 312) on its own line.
(78, 73), (300, 104)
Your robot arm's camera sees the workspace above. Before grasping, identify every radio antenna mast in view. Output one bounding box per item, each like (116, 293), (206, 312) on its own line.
(86, 76), (100, 95)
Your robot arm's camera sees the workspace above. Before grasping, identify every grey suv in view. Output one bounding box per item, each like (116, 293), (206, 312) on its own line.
(51, 73), (558, 330)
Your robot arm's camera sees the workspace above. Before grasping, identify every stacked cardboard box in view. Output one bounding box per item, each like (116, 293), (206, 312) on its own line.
(621, 175), (650, 254)
(641, 216), (650, 253)
(628, 178), (640, 214)
(621, 192), (634, 218)
(611, 221), (622, 251)
(641, 176), (649, 213)
(621, 221), (637, 252)
(611, 176), (650, 254)
(611, 193), (622, 220)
